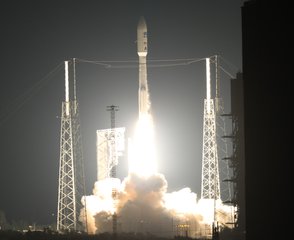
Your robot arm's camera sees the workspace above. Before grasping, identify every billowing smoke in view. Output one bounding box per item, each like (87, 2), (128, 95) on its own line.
(117, 173), (170, 235)
(79, 166), (235, 237)
(80, 171), (205, 237)
(79, 113), (234, 237)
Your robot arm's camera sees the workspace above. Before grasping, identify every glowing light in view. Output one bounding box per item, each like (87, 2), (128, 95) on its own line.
(128, 113), (157, 177)
(206, 57), (211, 112)
(80, 178), (121, 233)
(79, 56), (235, 236)
(196, 198), (235, 227)
(64, 61), (70, 116)
(164, 187), (198, 215)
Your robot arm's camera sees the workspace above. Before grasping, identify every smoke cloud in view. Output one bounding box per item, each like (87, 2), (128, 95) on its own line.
(79, 113), (234, 237)
(80, 171), (212, 237)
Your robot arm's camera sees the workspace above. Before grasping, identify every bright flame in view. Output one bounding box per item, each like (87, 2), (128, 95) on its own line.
(80, 103), (235, 236)
(128, 113), (157, 177)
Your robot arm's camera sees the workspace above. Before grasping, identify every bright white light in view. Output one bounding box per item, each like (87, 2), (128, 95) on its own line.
(128, 113), (157, 177)
(206, 58), (211, 112)
(64, 61), (70, 116)
(197, 198), (215, 224)
(80, 178), (121, 233)
(164, 187), (198, 215)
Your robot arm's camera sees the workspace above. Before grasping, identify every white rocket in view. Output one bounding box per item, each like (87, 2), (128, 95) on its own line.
(137, 16), (150, 116)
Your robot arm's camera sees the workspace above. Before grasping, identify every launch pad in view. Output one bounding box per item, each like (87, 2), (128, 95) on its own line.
(56, 17), (235, 238)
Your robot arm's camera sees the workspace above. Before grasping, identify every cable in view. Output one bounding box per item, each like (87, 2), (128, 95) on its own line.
(75, 58), (112, 68)
(219, 56), (240, 73)
(219, 66), (235, 79)
(0, 55), (237, 127)
(75, 57), (206, 69)
(0, 62), (64, 127)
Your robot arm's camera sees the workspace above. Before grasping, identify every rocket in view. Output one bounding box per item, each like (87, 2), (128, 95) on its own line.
(137, 16), (150, 116)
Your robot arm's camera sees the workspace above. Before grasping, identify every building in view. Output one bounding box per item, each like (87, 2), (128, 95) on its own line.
(242, 1), (290, 239)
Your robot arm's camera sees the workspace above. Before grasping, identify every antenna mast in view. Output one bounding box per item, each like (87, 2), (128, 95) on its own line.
(107, 105), (119, 238)
(201, 57), (220, 200)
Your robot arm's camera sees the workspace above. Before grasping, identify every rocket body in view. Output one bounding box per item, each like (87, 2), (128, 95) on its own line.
(137, 17), (149, 116)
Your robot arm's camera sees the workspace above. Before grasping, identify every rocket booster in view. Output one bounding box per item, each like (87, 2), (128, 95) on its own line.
(137, 16), (149, 116)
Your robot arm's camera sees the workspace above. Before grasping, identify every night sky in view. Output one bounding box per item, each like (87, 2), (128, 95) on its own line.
(0, 0), (244, 225)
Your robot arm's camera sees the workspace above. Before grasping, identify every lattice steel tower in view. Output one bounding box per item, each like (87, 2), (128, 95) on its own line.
(107, 105), (119, 237)
(201, 58), (220, 200)
(57, 59), (86, 232)
(213, 55), (233, 203)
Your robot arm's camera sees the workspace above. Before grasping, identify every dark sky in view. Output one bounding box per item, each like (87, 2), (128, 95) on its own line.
(0, 0), (244, 225)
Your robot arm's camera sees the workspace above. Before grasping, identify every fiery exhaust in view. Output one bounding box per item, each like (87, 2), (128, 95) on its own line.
(78, 16), (235, 236)
(79, 112), (235, 236)
(128, 113), (157, 177)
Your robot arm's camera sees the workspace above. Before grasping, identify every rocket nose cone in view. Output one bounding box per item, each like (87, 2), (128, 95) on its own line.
(137, 16), (148, 55)
(138, 16), (147, 30)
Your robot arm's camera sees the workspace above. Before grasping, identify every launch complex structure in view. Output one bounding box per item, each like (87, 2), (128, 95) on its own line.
(57, 59), (86, 232)
(56, 17), (235, 234)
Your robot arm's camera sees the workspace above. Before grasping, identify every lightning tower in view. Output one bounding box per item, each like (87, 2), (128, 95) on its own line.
(201, 57), (221, 200)
(107, 105), (119, 237)
(57, 59), (86, 232)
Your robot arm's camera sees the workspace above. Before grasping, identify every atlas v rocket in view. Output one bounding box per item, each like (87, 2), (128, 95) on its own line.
(137, 16), (150, 116)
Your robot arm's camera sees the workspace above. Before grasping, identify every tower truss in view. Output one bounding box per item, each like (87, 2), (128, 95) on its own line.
(57, 60), (86, 232)
(96, 127), (125, 181)
(201, 99), (220, 199)
(215, 102), (233, 202)
(107, 105), (119, 237)
(201, 58), (220, 200)
(213, 55), (233, 203)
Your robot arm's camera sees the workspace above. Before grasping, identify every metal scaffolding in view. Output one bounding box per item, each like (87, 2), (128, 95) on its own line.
(96, 127), (125, 181)
(201, 98), (220, 200)
(201, 58), (221, 200)
(107, 105), (119, 237)
(57, 59), (86, 232)
(213, 55), (233, 203)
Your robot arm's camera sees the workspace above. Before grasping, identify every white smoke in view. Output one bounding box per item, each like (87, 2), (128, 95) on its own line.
(80, 171), (235, 237)
(79, 107), (234, 237)
(80, 172), (205, 237)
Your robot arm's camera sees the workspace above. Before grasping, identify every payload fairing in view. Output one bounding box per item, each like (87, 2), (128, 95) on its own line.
(137, 16), (150, 116)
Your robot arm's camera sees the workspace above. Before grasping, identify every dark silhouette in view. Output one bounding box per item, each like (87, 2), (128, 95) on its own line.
(242, 1), (290, 239)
